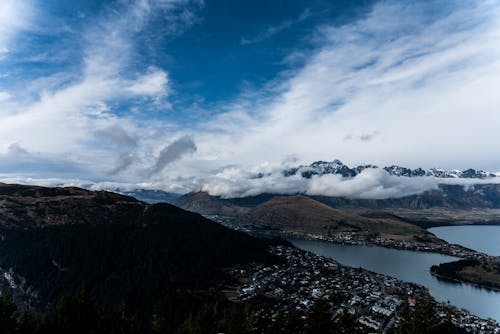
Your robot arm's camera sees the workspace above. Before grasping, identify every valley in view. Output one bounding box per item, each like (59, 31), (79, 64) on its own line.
(173, 191), (498, 258)
(1, 182), (500, 332)
(172, 186), (500, 308)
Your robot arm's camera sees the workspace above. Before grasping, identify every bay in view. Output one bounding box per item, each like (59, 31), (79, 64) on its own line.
(291, 239), (500, 321)
(429, 225), (500, 256)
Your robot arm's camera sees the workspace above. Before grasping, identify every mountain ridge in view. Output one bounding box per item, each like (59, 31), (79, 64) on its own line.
(0, 183), (277, 330)
(284, 159), (497, 179)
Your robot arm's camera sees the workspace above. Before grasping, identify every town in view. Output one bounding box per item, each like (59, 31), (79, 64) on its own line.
(230, 245), (500, 333)
(302, 232), (494, 261)
(207, 214), (494, 260)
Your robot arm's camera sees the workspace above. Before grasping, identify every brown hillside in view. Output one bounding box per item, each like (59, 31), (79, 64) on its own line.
(239, 195), (429, 240)
(173, 191), (251, 216)
(0, 183), (145, 228)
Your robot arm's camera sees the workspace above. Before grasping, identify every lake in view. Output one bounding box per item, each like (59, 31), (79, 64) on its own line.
(429, 225), (500, 256)
(291, 238), (500, 321)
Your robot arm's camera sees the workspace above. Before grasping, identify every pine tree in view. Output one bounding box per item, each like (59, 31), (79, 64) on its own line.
(0, 293), (18, 334)
(305, 299), (335, 334)
(394, 299), (459, 334)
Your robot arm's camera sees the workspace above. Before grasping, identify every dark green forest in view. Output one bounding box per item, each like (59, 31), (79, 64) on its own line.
(0, 292), (463, 334)
(0, 203), (278, 332)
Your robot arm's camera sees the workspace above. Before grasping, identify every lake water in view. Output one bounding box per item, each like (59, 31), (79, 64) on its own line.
(291, 239), (500, 321)
(429, 225), (500, 256)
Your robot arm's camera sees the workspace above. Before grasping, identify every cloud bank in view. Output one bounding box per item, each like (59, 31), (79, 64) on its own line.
(199, 165), (500, 199)
(4, 163), (500, 200)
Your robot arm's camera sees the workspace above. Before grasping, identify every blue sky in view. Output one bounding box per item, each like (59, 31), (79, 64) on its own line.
(1, 0), (500, 196)
(0, 0), (377, 108)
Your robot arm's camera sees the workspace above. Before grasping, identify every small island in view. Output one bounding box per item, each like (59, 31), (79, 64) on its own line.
(431, 258), (500, 291)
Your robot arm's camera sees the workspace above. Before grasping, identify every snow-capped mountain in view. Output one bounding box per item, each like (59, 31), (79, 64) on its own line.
(284, 160), (496, 179)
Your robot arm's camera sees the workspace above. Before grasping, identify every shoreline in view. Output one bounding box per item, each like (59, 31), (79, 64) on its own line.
(212, 217), (500, 293)
(232, 245), (500, 332)
(295, 232), (500, 293)
(207, 213), (498, 260)
(279, 232), (500, 293)
(430, 258), (500, 293)
(430, 270), (500, 293)
(271, 230), (492, 260)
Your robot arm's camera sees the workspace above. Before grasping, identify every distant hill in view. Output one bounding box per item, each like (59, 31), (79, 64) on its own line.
(0, 183), (144, 228)
(0, 183), (276, 330)
(173, 191), (276, 216)
(238, 195), (430, 240)
(114, 188), (181, 204)
(174, 193), (438, 241)
(310, 184), (500, 210)
(173, 184), (500, 232)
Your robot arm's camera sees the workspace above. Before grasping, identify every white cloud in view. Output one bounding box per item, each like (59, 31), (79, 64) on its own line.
(306, 169), (439, 199)
(0, 0), (33, 55)
(198, 164), (500, 199)
(0, 91), (11, 101)
(0, 0), (198, 176)
(199, 167), (438, 199)
(126, 69), (169, 97)
(200, 165), (308, 198)
(241, 8), (311, 45)
(0, 175), (188, 194)
(188, 0), (500, 175)
(5, 163), (499, 200)
(6, 142), (28, 155)
(137, 0), (500, 197)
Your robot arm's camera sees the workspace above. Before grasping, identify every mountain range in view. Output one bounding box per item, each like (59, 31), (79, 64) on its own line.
(284, 159), (497, 179)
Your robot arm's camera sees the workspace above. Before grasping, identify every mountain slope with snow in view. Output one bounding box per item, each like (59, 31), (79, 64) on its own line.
(284, 160), (496, 179)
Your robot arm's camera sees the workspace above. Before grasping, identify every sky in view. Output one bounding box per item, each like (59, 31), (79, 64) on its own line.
(1, 0), (500, 197)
